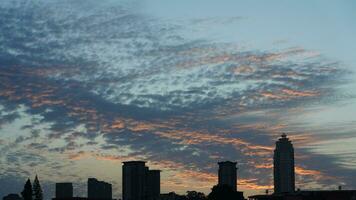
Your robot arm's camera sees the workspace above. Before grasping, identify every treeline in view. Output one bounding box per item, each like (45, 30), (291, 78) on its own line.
(165, 185), (245, 200)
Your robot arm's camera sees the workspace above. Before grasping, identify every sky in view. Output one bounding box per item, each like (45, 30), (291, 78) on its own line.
(0, 0), (356, 199)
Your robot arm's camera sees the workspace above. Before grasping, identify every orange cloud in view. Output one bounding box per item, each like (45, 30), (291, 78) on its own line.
(255, 164), (273, 169)
(261, 88), (319, 101)
(67, 151), (144, 163)
(110, 119), (125, 129)
(149, 160), (186, 170)
(295, 166), (321, 176)
(154, 130), (273, 154)
(261, 92), (285, 100)
(172, 170), (217, 185)
(238, 178), (273, 190)
(127, 120), (170, 132)
(281, 89), (318, 97)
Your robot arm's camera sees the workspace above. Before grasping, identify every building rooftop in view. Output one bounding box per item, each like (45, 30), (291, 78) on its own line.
(218, 161), (237, 165)
(122, 161), (146, 165)
(278, 133), (291, 142)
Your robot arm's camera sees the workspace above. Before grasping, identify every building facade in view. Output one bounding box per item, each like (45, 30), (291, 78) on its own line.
(146, 170), (160, 200)
(87, 178), (112, 200)
(56, 183), (73, 199)
(122, 161), (147, 200)
(218, 161), (237, 191)
(122, 161), (161, 200)
(273, 133), (295, 194)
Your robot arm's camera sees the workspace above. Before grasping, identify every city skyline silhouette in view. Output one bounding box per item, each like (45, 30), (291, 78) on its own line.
(3, 134), (356, 200)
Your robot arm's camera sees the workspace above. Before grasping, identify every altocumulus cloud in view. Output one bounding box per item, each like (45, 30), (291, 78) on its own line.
(0, 0), (355, 199)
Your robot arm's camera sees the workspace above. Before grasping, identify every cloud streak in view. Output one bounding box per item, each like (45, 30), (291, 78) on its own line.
(0, 0), (355, 198)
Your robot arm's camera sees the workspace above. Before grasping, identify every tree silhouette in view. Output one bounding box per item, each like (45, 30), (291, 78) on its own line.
(186, 191), (207, 200)
(33, 175), (43, 200)
(21, 179), (33, 200)
(208, 185), (244, 200)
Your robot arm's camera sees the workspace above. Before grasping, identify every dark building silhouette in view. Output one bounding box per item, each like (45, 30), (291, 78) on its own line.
(123, 161), (147, 200)
(88, 178), (112, 200)
(122, 161), (161, 200)
(3, 194), (23, 200)
(56, 183), (73, 199)
(209, 184), (244, 200)
(52, 198), (88, 200)
(248, 190), (356, 200)
(273, 133), (295, 194)
(218, 161), (237, 191)
(146, 170), (160, 200)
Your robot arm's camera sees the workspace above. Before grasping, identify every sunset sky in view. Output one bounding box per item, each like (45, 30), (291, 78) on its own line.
(1, 0), (356, 199)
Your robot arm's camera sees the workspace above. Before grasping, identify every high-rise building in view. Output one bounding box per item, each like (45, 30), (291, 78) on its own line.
(122, 161), (161, 200)
(218, 161), (237, 191)
(146, 170), (160, 200)
(273, 133), (295, 194)
(122, 161), (148, 200)
(55, 183), (73, 199)
(88, 178), (112, 200)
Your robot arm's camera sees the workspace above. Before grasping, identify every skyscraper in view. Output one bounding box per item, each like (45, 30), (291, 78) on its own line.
(218, 161), (237, 191)
(55, 183), (73, 199)
(273, 133), (295, 194)
(88, 178), (112, 200)
(146, 170), (160, 200)
(122, 161), (161, 200)
(122, 161), (148, 200)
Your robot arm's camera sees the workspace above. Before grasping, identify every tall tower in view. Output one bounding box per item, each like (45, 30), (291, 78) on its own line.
(122, 161), (148, 200)
(218, 161), (237, 191)
(146, 170), (160, 200)
(273, 133), (295, 194)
